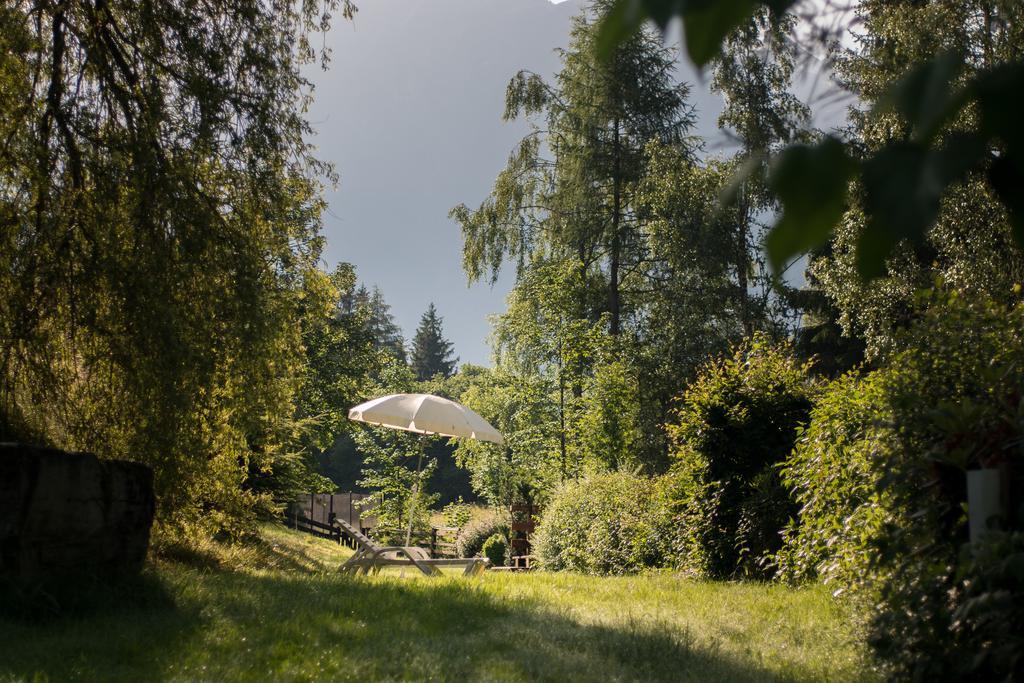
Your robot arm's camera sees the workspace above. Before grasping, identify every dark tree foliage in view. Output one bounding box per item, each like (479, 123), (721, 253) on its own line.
(342, 284), (406, 364)
(777, 292), (1024, 680)
(812, 0), (1024, 360)
(410, 303), (457, 381)
(667, 335), (815, 580)
(785, 246), (865, 378)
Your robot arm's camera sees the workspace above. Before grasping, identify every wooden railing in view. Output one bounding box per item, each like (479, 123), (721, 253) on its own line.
(284, 494), (461, 558)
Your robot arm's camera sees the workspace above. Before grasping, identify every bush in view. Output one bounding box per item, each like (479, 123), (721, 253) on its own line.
(481, 534), (508, 567)
(774, 371), (893, 589)
(945, 530), (1024, 680)
(777, 291), (1024, 679)
(456, 515), (509, 559)
(666, 335), (815, 579)
(533, 472), (670, 574)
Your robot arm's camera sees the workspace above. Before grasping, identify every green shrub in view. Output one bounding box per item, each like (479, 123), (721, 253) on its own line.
(481, 534), (508, 567)
(456, 515), (509, 559)
(774, 371), (893, 589)
(533, 472), (670, 574)
(945, 530), (1024, 680)
(778, 291), (1024, 679)
(666, 335), (815, 579)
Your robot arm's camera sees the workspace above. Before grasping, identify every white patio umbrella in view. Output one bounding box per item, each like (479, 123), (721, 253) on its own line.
(348, 393), (503, 444)
(348, 393), (503, 544)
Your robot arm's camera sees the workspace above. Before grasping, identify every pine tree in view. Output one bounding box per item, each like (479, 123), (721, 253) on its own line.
(344, 285), (406, 363)
(411, 304), (458, 381)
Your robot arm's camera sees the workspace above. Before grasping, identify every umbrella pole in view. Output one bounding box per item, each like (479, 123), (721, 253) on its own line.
(404, 445), (424, 547)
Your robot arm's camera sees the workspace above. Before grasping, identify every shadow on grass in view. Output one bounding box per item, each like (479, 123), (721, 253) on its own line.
(0, 568), (803, 682)
(0, 570), (177, 622)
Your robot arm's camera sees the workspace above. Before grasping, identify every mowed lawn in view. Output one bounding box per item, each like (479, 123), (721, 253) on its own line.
(0, 524), (874, 682)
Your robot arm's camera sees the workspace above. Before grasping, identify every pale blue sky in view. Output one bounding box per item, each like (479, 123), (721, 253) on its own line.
(306, 0), (581, 367)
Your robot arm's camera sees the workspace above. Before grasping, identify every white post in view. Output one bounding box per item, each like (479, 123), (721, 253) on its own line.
(967, 468), (1005, 543)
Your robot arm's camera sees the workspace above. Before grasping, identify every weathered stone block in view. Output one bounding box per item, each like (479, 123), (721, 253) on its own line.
(0, 443), (155, 583)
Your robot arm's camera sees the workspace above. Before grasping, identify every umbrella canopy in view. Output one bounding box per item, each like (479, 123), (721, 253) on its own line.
(348, 393), (504, 445)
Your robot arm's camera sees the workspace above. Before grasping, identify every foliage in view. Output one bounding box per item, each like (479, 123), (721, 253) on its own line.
(945, 530), (1024, 681)
(811, 0), (1024, 360)
(481, 534), (509, 568)
(777, 291), (1024, 678)
(0, 0), (358, 533)
(451, 364), (565, 506)
(441, 498), (473, 529)
(450, 0), (698, 477)
(456, 515), (509, 559)
(533, 472), (670, 575)
(596, 0), (1024, 281)
(783, 262), (865, 379)
(353, 425), (439, 544)
(410, 303), (458, 381)
(862, 294), (1024, 680)
(246, 263), (378, 507)
(578, 352), (642, 472)
(774, 370), (892, 588)
(453, 1), (800, 476)
(667, 335), (815, 579)
(340, 284), (407, 365)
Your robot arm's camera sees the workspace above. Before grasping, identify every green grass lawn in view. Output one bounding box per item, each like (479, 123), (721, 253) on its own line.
(0, 524), (874, 682)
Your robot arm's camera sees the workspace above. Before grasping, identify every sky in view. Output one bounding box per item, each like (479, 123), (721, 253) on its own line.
(303, 0), (843, 367)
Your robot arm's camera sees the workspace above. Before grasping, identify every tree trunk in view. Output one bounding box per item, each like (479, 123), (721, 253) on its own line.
(609, 116), (622, 336)
(737, 183), (752, 336)
(558, 336), (567, 480)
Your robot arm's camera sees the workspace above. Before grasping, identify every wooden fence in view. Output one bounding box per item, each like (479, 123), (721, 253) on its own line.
(285, 492), (377, 546)
(283, 492), (461, 557)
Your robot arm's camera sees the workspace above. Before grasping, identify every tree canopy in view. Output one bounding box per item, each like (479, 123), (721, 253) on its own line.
(596, 0), (1024, 279)
(0, 0), (358, 531)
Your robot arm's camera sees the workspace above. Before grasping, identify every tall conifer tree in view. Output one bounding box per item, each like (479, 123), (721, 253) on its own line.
(411, 304), (457, 381)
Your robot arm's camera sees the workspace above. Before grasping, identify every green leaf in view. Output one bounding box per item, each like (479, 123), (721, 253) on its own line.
(974, 62), (1024, 160)
(973, 62), (1024, 250)
(682, 0), (758, 67)
(988, 154), (1024, 248)
(877, 51), (966, 142)
(765, 136), (857, 272)
(596, 0), (798, 66)
(595, 0), (650, 59)
(858, 135), (985, 278)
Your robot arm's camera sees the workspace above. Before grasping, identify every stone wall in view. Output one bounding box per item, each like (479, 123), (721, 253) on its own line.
(0, 444), (155, 583)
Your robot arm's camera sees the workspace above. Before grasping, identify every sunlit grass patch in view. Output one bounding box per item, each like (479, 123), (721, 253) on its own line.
(0, 524), (874, 682)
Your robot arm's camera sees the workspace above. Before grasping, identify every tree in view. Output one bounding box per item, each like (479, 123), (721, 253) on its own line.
(453, 0), (695, 339)
(596, 0), (1024, 281)
(246, 263), (382, 506)
(342, 284), (407, 364)
(354, 425), (439, 544)
(366, 286), (408, 364)
(450, 364), (565, 507)
(0, 0), (358, 531)
(808, 0), (1024, 360)
(711, 9), (809, 334)
(452, 1), (702, 472)
(410, 303), (457, 381)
